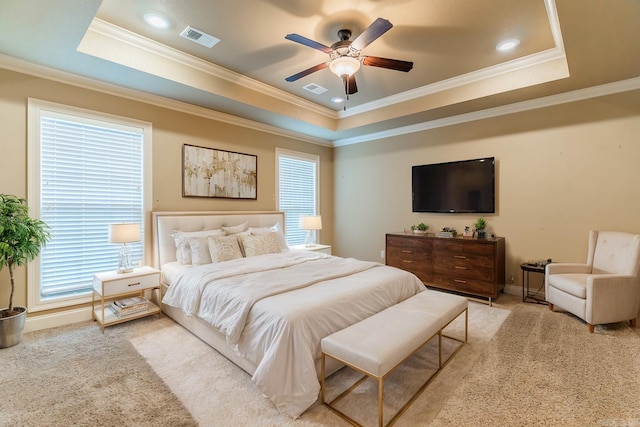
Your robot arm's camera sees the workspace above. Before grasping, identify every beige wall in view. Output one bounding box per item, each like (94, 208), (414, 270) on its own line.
(333, 90), (640, 289)
(2, 65), (639, 310)
(0, 68), (334, 312)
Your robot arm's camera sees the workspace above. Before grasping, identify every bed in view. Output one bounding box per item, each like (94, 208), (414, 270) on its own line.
(152, 211), (425, 418)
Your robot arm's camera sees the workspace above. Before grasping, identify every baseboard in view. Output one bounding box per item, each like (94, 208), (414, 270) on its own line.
(25, 306), (93, 333)
(503, 284), (521, 297)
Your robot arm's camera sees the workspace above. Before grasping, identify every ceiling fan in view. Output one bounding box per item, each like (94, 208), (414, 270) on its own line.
(284, 18), (413, 97)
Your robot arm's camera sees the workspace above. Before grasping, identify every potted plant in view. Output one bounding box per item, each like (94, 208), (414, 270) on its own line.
(410, 222), (429, 234)
(0, 194), (50, 348)
(474, 217), (487, 239)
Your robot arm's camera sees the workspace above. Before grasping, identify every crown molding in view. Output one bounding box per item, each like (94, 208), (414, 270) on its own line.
(0, 53), (332, 147)
(338, 0), (566, 119)
(89, 19), (338, 120)
(332, 76), (640, 147)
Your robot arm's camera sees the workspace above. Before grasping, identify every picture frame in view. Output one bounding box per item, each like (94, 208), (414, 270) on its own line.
(182, 144), (257, 199)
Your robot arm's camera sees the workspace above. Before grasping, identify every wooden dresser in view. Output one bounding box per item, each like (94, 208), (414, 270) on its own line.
(386, 233), (505, 303)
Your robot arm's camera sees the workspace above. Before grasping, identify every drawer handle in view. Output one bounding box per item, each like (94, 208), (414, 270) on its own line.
(454, 279), (467, 284)
(402, 260), (413, 264)
(128, 282), (141, 287)
(401, 250), (413, 253)
(454, 255), (467, 259)
(454, 266), (467, 270)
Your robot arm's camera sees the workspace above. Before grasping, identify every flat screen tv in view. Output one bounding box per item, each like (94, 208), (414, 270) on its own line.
(412, 157), (495, 213)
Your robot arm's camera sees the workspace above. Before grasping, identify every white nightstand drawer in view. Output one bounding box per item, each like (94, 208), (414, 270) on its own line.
(93, 266), (160, 297)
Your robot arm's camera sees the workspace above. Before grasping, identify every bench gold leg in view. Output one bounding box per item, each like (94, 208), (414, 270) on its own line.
(378, 377), (384, 427)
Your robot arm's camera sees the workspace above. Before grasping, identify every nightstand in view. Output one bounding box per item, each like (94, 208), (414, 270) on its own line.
(290, 244), (332, 255)
(92, 266), (162, 331)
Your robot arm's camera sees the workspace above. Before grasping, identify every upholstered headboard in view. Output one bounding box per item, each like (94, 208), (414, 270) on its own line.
(152, 211), (286, 268)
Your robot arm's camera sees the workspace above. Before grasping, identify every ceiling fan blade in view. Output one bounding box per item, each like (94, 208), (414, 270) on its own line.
(285, 33), (333, 53)
(343, 75), (358, 95)
(363, 56), (414, 72)
(350, 18), (393, 51)
(285, 63), (328, 82)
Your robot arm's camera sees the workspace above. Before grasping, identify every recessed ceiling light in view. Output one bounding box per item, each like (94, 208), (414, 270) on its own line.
(496, 38), (520, 52)
(143, 13), (170, 29)
(331, 97), (345, 103)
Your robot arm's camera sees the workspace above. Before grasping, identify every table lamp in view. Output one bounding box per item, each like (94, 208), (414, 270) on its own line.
(108, 223), (140, 273)
(299, 215), (322, 247)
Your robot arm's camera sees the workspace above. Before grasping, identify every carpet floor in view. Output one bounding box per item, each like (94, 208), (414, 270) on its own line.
(430, 303), (640, 426)
(129, 298), (513, 426)
(0, 317), (196, 426)
(5, 295), (637, 426)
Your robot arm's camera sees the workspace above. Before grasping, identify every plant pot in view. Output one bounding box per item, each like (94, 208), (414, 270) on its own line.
(0, 306), (27, 348)
(412, 230), (428, 234)
(477, 230), (487, 239)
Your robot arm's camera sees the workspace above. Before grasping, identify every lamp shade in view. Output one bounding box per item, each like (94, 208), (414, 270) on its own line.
(108, 223), (140, 244)
(300, 215), (322, 230)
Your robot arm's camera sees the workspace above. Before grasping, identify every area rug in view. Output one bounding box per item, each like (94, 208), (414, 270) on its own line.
(129, 300), (511, 426)
(0, 318), (196, 426)
(430, 303), (640, 426)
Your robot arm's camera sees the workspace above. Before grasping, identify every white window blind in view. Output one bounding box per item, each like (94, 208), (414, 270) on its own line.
(38, 114), (144, 299)
(277, 150), (319, 245)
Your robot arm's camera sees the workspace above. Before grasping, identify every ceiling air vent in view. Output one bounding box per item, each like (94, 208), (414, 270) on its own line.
(179, 26), (220, 48)
(302, 83), (328, 94)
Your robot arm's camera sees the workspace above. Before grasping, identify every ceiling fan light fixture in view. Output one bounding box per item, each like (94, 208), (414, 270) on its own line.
(329, 56), (361, 78)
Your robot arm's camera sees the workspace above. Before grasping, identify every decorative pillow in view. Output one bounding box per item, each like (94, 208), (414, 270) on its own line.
(222, 222), (249, 235)
(208, 234), (243, 263)
(248, 222), (289, 252)
(238, 232), (281, 257)
(171, 229), (224, 264)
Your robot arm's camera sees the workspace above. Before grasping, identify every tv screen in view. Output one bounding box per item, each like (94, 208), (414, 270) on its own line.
(412, 157), (495, 213)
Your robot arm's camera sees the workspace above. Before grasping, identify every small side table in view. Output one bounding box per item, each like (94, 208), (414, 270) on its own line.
(92, 266), (162, 332)
(520, 263), (548, 304)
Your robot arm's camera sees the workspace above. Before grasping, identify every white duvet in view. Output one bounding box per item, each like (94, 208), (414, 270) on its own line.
(162, 250), (425, 418)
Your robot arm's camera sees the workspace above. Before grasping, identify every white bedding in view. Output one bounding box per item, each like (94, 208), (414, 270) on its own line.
(162, 250), (425, 418)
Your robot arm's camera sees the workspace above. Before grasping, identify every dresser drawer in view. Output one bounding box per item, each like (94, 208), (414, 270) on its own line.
(433, 239), (495, 256)
(433, 260), (495, 281)
(93, 268), (160, 297)
(386, 245), (428, 261)
(386, 235), (430, 250)
(429, 275), (496, 298)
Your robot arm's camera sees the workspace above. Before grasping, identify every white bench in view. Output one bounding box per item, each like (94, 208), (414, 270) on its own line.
(321, 290), (468, 427)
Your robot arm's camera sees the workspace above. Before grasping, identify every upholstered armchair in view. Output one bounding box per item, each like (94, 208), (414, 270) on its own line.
(545, 230), (640, 333)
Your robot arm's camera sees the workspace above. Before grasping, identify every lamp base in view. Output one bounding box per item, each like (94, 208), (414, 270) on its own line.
(304, 230), (317, 247)
(117, 243), (134, 274)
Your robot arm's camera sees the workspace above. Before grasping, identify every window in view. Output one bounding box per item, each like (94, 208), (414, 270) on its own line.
(276, 149), (319, 246)
(27, 99), (151, 311)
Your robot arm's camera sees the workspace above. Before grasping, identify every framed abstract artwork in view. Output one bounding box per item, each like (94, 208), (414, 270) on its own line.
(182, 144), (257, 199)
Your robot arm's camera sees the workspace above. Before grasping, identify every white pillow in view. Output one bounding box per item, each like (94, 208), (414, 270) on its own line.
(208, 234), (243, 263)
(222, 222), (249, 235)
(238, 232), (281, 257)
(172, 229), (224, 264)
(248, 222), (289, 252)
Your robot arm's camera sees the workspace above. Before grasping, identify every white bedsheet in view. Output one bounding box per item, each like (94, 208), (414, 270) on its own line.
(162, 250), (425, 418)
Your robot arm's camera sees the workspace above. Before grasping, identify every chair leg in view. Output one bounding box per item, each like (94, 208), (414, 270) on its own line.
(548, 303), (554, 311)
(630, 318), (637, 328)
(587, 323), (594, 333)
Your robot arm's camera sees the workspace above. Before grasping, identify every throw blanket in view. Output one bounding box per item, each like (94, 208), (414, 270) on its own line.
(163, 250), (324, 317)
(163, 251), (380, 344)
